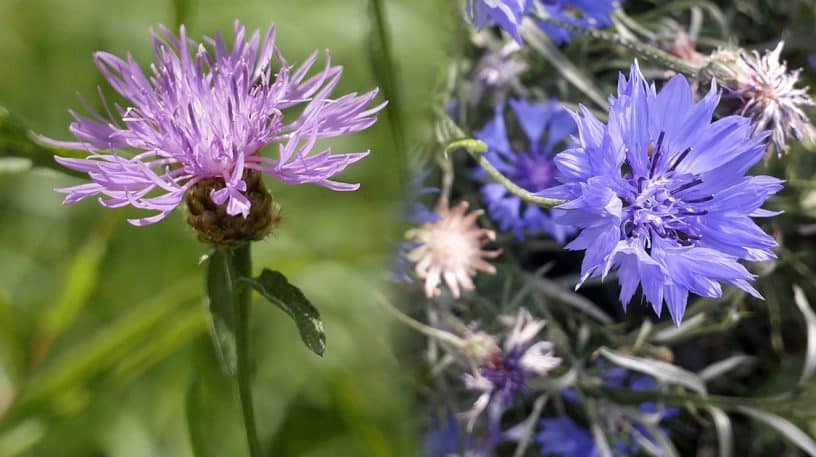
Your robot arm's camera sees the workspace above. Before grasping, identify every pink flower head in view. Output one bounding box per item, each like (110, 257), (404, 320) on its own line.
(49, 21), (386, 225)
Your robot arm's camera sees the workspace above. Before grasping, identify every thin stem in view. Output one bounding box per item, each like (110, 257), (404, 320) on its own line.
(537, 16), (706, 78)
(445, 138), (566, 209)
(376, 292), (467, 348)
(369, 0), (406, 188)
(230, 244), (262, 457)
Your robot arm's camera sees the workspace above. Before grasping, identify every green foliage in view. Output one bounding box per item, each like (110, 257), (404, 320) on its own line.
(244, 270), (326, 357)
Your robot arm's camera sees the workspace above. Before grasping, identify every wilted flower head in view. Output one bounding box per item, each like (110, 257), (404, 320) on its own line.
(654, 20), (707, 69)
(541, 63), (781, 325)
(463, 309), (560, 431)
(475, 98), (576, 242)
(49, 21), (385, 227)
(536, 0), (621, 45)
(466, 0), (529, 44)
(405, 199), (501, 298)
(711, 42), (816, 156)
(470, 43), (529, 104)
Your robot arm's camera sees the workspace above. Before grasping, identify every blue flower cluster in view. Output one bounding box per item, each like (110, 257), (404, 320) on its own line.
(466, 0), (621, 44)
(475, 99), (576, 242)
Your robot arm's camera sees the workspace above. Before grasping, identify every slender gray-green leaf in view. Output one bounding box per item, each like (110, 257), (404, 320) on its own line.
(793, 287), (816, 385)
(244, 269), (326, 356)
(650, 313), (706, 344)
(600, 347), (707, 395)
(736, 406), (816, 456)
(520, 23), (607, 108)
(698, 355), (756, 382)
(707, 406), (733, 457)
(525, 274), (613, 324)
(206, 249), (237, 374)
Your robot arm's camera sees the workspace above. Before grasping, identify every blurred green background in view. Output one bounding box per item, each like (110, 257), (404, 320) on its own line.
(0, 0), (455, 455)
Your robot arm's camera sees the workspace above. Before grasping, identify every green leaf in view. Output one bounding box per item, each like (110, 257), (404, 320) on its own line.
(206, 249), (237, 374)
(793, 286), (816, 385)
(736, 406), (816, 456)
(599, 347), (707, 395)
(707, 406), (733, 457)
(244, 270), (326, 356)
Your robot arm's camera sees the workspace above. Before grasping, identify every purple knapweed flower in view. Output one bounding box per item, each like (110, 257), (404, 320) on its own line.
(466, 0), (529, 44)
(541, 63), (782, 325)
(475, 99), (576, 242)
(537, 0), (621, 45)
(463, 309), (560, 431)
(48, 21), (385, 226)
(536, 417), (598, 457)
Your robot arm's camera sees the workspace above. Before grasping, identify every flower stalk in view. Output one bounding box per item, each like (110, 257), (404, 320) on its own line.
(536, 16), (706, 78)
(445, 138), (566, 209)
(229, 244), (262, 457)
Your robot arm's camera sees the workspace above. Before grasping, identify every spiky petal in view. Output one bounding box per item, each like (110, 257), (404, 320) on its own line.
(405, 199), (501, 298)
(712, 42), (816, 156)
(541, 62), (781, 325)
(48, 21), (385, 226)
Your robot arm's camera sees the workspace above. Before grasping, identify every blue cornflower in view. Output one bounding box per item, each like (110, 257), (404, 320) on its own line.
(536, 417), (598, 457)
(466, 0), (530, 43)
(475, 99), (576, 242)
(541, 62), (782, 325)
(391, 170), (439, 284)
(422, 412), (475, 457)
(537, 0), (621, 44)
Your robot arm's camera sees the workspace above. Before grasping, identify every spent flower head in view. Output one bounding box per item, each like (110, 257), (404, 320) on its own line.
(475, 98), (576, 242)
(49, 21), (385, 230)
(463, 309), (560, 431)
(541, 62), (782, 325)
(405, 198), (501, 298)
(709, 42), (816, 156)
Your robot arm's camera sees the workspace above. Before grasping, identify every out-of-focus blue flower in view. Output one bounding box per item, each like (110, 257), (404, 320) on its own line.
(464, 309), (560, 432)
(422, 412), (475, 457)
(542, 62), (781, 325)
(466, 0), (530, 43)
(537, 417), (598, 457)
(475, 99), (576, 242)
(537, 0), (621, 45)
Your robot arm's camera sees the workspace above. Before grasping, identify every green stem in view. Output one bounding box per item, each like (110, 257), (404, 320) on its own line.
(537, 16), (706, 78)
(230, 244), (262, 457)
(445, 138), (566, 209)
(369, 0), (406, 180)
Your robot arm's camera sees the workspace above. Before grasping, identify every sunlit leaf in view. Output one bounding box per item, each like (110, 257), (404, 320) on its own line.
(737, 406), (816, 456)
(599, 347), (707, 395)
(698, 355), (756, 382)
(707, 406), (733, 457)
(793, 286), (816, 385)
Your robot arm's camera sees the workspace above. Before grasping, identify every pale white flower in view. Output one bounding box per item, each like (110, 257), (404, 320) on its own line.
(712, 42), (816, 156)
(405, 199), (501, 298)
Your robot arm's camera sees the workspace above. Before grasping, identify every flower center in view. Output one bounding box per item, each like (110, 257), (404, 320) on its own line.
(511, 154), (556, 193)
(481, 348), (528, 404)
(619, 132), (712, 248)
